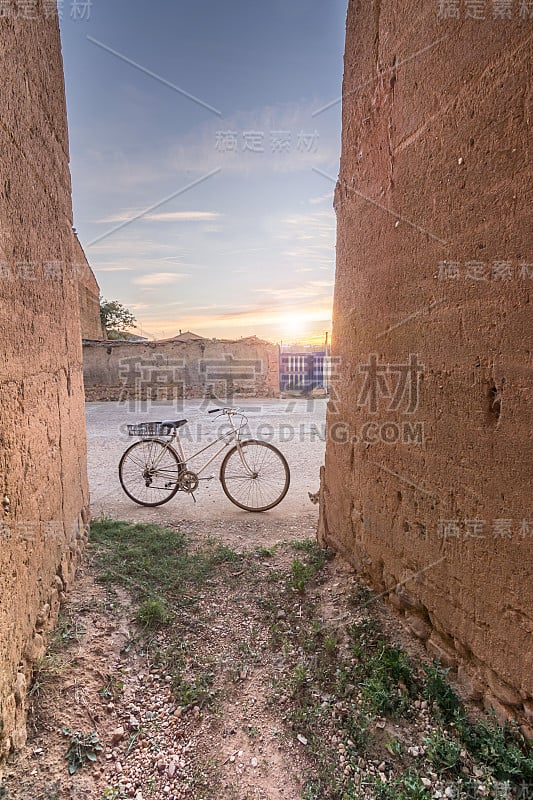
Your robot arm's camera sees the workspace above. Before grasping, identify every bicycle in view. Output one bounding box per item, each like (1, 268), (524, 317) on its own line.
(118, 407), (290, 512)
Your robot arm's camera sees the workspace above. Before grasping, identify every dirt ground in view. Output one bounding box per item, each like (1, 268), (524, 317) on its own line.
(2, 520), (326, 800)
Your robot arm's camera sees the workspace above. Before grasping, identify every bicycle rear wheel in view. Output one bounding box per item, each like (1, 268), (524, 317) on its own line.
(220, 439), (290, 512)
(119, 439), (182, 506)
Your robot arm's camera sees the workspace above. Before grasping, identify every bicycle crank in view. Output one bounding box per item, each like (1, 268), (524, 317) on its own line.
(179, 470), (199, 494)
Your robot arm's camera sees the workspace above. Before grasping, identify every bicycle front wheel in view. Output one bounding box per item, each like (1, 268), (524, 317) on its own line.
(220, 439), (290, 512)
(119, 439), (182, 507)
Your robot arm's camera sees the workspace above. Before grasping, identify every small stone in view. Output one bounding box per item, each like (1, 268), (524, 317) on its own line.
(297, 734), (308, 746)
(421, 778), (432, 788)
(167, 761), (177, 778)
(111, 726), (125, 745)
(276, 610), (286, 619)
(115, 762), (123, 774)
(129, 715), (140, 730)
(250, 757), (258, 767)
(378, 761), (386, 771)
(458, 157), (464, 165)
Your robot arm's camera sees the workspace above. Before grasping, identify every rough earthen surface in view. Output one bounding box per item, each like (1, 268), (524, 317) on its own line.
(0, 5), (91, 769)
(320, 0), (532, 732)
(74, 234), (104, 340)
(82, 337), (280, 401)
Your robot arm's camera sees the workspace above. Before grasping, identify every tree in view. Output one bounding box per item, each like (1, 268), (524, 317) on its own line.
(99, 298), (137, 337)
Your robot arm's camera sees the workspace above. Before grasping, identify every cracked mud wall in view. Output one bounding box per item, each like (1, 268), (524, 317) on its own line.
(320, 0), (532, 732)
(0, 6), (91, 766)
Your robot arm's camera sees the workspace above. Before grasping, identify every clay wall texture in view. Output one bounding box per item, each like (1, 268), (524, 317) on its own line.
(0, 6), (91, 763)
(320, 0), (532, 731)
(73, 234), (104, 340)
(82, 337), (280, 401)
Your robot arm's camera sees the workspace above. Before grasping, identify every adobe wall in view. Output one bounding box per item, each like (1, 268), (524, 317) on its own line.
(320, 0), (533, 732)
(82, 337), (280, 401)
(0, 5), (90, 767)
(73, 233), (104, 340)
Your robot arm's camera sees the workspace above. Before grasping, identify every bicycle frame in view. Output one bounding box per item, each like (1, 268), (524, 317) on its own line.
(148, 409), (253, 481)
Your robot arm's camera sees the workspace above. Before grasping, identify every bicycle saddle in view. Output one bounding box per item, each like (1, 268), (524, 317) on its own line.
(161, 419), (188, 428)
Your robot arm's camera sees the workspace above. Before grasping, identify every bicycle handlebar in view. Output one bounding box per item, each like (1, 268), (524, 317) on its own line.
(208, 408), (221, 414)
(208, 407), (241, 415)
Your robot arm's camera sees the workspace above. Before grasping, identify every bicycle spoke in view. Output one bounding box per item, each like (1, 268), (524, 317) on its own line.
(119, 439), (181, 507)
(220, 441), (290, 512)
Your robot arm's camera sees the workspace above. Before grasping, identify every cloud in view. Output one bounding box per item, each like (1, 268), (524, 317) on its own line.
(274, 209), (336, 271)
(145, 211), (221, 222)
(309, 190), (334, 205)
(252, 279), (334, 304)
(96, 210), (221, 223)
(133, 272), (188, 287)
(95, 266), (134, 272)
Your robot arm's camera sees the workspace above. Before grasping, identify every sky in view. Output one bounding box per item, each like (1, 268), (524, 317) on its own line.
(60, 0), (348, 343)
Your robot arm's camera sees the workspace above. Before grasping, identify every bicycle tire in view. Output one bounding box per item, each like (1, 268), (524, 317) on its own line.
(219, 439), (290, 512)
(119, 439), (183, 507)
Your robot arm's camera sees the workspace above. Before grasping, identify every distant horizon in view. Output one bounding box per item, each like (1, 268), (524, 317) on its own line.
(107, 324), (332, 348)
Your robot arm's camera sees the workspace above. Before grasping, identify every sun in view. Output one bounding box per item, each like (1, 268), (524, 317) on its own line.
(281, 313), (309, 341)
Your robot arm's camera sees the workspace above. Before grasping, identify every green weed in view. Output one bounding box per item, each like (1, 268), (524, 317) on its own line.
(62, 727), (103, 774)
(424, 729), (462, 773)
(135, 597), (171, 629)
